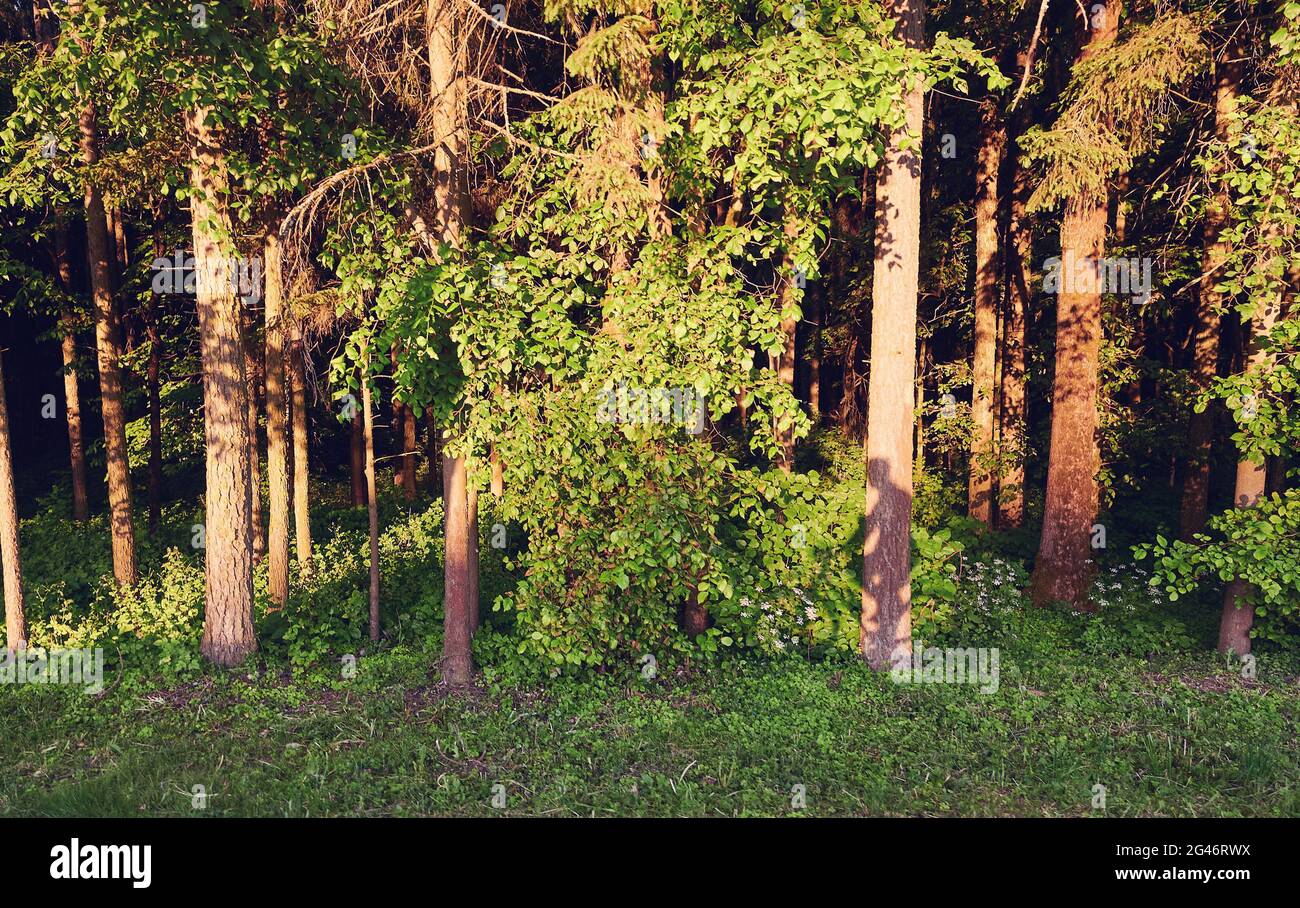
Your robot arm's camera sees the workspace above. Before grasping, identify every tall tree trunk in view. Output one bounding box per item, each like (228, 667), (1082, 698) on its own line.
(860, 0), (924, 671)
(968, 97), (1006, 524)
(78, 76), (137, 586)
(244, 308), (265, 562)
(467, 477), (479, 635)
(441, 453), (473, 683)
(808, 285), (823, 421)
(363, 355), (380, 642)
(263, 232), (291, 606)
(915, 335), (927, 472)
(186, 105), (256, 666)
(1029, 3), (1118, 609)
(289, 314), (312, 572)
(997, 112), (1032, 528)
(392, 384), (417, 501)
(0, 350), (27, 652)
(51, 227), (89, 522)
(350, 403), (366, 507)
(145, 260), (163, 531)
(775, 219), (800, 471)
(1179, 38), (1242, 539)
(425, 413), (440, 495)
(1218, 261), (1291, 655)
(429, 0), (476, 679)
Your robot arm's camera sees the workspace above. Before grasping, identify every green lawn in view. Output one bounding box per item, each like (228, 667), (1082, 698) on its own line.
(3, 600), (1297, 817)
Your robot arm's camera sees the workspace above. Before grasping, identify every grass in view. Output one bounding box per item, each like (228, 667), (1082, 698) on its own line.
(3, 601), (1298, 817)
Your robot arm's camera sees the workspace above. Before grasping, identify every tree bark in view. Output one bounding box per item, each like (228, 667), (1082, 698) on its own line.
(264, 232), (291, 606)
(968, 97), (1005, 524)
(467, 476), (479, 635)
(1179, 37), (1242, 539)
(363, 356), (380, 642)
(145, 232), (164, 531)
(860, 0), (924, 671)
(78, 77), (137, 586)
(288, 313), (312, 572)
(399, 401), (417, 500)
(350, 402), (366, 507)
(244, 308), (265, 562)
(1029, 3), (1118, 610)
(1218, 263), (1290, 655)
(915, 335), (927, 471)
(997, 107), (1033, 528)
(0, 350), (27, 652)
(186, 105), (256, 666)
(441, 452), (473, 683)
(51, 227), (89, 522)
(775, 219), (800, 471)
(428, 0), (476, 679)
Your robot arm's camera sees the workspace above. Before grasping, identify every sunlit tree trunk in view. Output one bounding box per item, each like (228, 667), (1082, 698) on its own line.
(289, 314), (312, 571)
(186, 105), (256, 666)
(350, 404), (366, 507)
(1180, 38), (1242, 539)
(775, 217), (800, 471)
(861, 0), (924, 671)
(1029, 3), (1118, 609)
(76, 36), (137, 586)
(915, 335), (927, 471)
(968, 96), (1005, 524)
(263, 232), (291, 606)
(362, 351), (380, 642)
(0, 349), (27, 652)
(1219, 263), (1290, 655)
(243, 308), (265, 562)
(442, 452), (472, 683)
(146, 228), (164, 531)
(467, 476), (479, 635)
(428, 0), (477, 680)
(490, 446), (503, 498)
(997, 107), (1032, 528)
(51, 227), (89, 522)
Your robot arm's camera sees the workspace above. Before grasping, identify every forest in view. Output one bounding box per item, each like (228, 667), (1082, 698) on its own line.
(0, 0), (1297, 823)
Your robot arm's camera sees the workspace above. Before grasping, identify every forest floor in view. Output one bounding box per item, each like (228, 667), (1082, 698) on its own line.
(3, 613), (1298, 817)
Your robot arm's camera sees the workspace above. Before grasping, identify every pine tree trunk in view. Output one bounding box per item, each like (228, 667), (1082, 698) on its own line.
(263, 232), (291, 607)
(79, 89), (137, 586)
(915, 335), (927, 472)
(51, 227), (90, 522)
(808, 287), (823, 421)
(350, 403), (366, 507)
(400, 401), (417, 501)
(1179, 39), (1242, 539)
(442, 452), (473, 683)
(860, 0), (924, 671)
(429, 0), (475, 679)
(0, 350), (27, 652)
(968, 97), (1005, 524)
(1029, 4), (1118, 610)
(775, 219), (800, 471)
(425, 413), (440, 495)
(363, 358), (380, 642)
(186, 105), (256, 666)
(146, 284), (163, 531)
(244, 308), (265, 562)
(467, 477), (480, 635)
(997, 116), (1032, 528)
(289, 315), (312, 572)
(1218, 266), (1289, 655)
